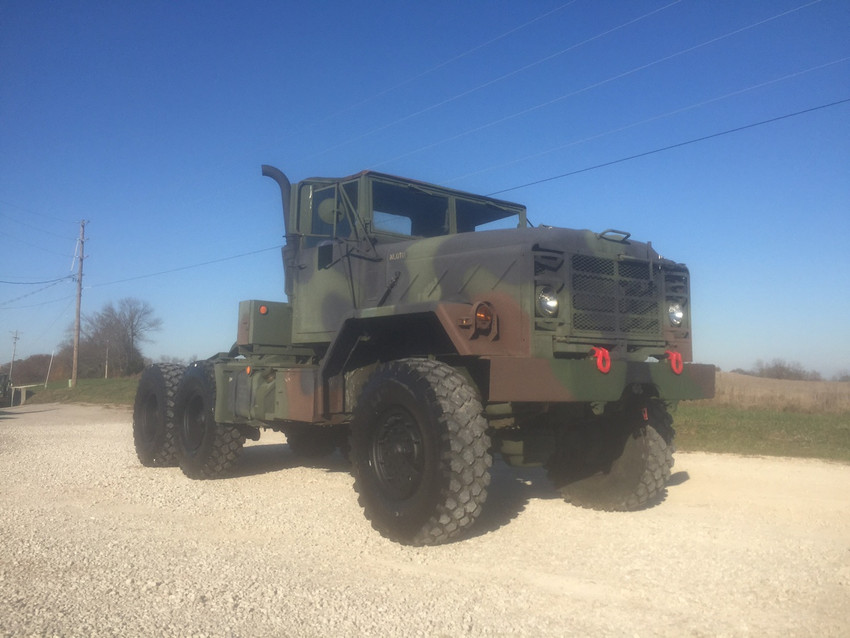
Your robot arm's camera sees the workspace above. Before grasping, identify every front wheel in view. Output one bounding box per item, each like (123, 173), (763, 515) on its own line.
(350, 359), (491, 546)
(173, 361), (245, 479)
(547, 400), (675, 511)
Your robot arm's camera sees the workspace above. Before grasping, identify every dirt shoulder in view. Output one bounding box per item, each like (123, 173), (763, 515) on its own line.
(1, 403), (848, 637)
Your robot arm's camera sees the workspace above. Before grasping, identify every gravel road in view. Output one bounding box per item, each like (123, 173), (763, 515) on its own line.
(1, 403), (848, 637)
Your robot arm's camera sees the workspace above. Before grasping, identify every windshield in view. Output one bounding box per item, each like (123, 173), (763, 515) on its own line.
(370, 178), (524, 238)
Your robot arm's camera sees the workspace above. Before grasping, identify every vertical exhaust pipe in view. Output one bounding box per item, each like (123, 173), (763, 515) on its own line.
(261, 164), (295, 298)
(261, 165), (292, 233)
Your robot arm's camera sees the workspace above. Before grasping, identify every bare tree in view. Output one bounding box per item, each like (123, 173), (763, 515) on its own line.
(62, 298), (162, 377)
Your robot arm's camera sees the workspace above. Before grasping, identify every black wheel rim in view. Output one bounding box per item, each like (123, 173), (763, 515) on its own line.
(182, 394), (206, 453)
(371, 407), (424, 501)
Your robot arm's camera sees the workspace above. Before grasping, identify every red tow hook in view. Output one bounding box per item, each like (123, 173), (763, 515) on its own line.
(590, 347), (611, 374)
(665, 350), (684, 375)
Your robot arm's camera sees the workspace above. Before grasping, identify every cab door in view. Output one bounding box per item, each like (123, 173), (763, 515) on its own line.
(290, 181), (358, 343)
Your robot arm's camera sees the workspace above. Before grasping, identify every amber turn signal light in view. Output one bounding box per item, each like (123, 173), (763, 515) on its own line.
(474, 303), (493, 332)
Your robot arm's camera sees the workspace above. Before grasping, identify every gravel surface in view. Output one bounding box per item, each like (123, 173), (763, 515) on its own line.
(1, 403), (848, 637)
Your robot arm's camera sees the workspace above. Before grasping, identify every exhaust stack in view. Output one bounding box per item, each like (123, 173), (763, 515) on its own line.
(261, 165), (292, 234)
(261, 164), (296, 298)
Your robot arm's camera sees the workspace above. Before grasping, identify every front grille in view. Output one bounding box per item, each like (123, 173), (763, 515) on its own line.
(571, 255), (660, 337)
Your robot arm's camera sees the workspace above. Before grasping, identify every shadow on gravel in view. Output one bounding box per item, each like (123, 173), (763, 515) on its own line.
(230, 446), (564, 538)
(469, 459), (561, 539)
(228, 446), (683, 534)
(0, 406), (60, 420)
(230, 443), (351, 479)
(667, 470), (691, 486)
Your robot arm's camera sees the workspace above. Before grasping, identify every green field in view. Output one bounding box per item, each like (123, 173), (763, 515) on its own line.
(674, 403), (850, 463)
(18, 372), (850, 464)
(21, 378), (139, 407)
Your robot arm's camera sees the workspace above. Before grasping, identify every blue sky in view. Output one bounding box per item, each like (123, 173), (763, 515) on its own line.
(1, 0), (849, 377)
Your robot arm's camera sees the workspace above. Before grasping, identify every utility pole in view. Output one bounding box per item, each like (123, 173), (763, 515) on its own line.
(71, 220), (86, 388)
(45, 349), (55, 388)
(9, 330), (19, 382)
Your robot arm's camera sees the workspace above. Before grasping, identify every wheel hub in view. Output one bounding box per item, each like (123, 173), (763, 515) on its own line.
(372, 410), (423, 501)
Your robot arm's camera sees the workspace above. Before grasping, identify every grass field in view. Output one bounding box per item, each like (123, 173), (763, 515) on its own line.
(675, 404), (850, 462)
(696, 371), (850, 414)
(17, 370), (850, 463)
(19, 378), (139, 407)
(674, 372), (850, 463)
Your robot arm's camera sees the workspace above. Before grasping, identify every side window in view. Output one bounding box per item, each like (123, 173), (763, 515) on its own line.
(312, 186), (336, 240)
(456, 199), (520, 233)
(300, 185), (353, 248)
(372, 181), (449, 238)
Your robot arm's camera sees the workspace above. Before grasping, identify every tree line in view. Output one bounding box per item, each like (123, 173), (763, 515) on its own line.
(732, 359), (850, 383)
(2, 298), (162, 385)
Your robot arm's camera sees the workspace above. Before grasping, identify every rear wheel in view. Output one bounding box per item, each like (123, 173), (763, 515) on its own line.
(350, 358), (491, 545)
(132, 363), (184, 467)
(174, 361), (245, 479)
(548, 399), (675, 511)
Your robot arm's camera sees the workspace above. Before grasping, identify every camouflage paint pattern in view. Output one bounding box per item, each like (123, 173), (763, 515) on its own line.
(215, 362), (320, 425)
(213, 168), (714, 426)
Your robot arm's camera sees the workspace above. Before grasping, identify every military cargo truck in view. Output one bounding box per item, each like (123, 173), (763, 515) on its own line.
(133, 166), (714, 545)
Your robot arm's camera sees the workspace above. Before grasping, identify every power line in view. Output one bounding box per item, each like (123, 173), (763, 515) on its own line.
(449, 55), (850, 183)
(313, 0), (581, 125)
(1, 240), (74, 259)
(0, 294), (77, 311)
(186, 3), (584, 214)
(0, 279), (72, 307)
(0, 210), (77, 239)
(0, 276), (74, 285)
(305, 1), (682, 162)
(89, 245), (284, 288)
(0, 199), (79, 224)
(488, 97), (850, 196)
(369, 0), (826, 170)
(34, 296), (77, 344)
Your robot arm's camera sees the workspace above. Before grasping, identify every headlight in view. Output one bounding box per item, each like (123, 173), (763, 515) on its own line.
(536, 286), (559, 317)
(667, 301), (684, 327)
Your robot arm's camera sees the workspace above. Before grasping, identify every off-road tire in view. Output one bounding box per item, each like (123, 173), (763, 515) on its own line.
(174, 361), (245, 479)
(132, 363), (184, 467)
(350, 358), (491, 546)
(548, 400), (675, 511)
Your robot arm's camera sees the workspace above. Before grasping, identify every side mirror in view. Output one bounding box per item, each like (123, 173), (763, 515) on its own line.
(317, 198), (343, 225)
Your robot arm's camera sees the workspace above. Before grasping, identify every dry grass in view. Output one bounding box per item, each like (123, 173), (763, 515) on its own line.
(24, 378), (139, 407)
(693, 371), (850, 414)
(677, 372), (850, 462)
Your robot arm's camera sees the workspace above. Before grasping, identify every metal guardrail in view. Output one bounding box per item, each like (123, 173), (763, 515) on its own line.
(7, 384), (42, 407)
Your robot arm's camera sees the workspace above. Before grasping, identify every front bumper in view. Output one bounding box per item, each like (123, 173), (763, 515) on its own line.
(486, 357), (715, 403)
